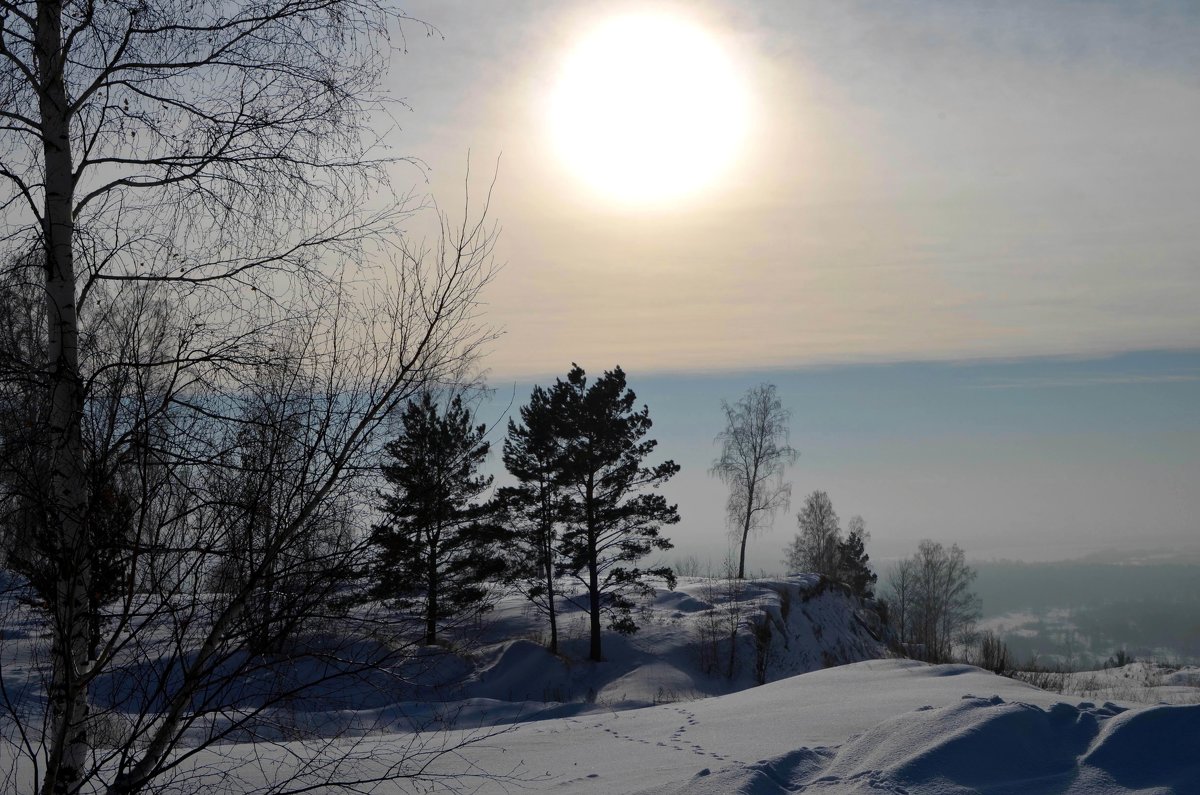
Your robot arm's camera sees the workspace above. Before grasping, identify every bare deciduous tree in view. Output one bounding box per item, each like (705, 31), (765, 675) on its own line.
(2, 206), (498, 794)
(0, 2), (502, 792)
(883, 540), (980, 663)
(711, 384), (798, 579)
(783, 490), (840, 578)
(885, 557), (916, 646)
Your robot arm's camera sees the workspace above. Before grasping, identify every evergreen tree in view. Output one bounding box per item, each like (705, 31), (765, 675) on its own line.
(552, 365), (679, 662)
(370, 392), (502, 646)
(836, 515), (878, 599)
(498, 385), (567, 654)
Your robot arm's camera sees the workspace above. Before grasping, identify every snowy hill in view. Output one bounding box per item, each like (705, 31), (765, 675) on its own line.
(4, 574), (1199, 793)
(87, 659), (1200, 794)
(452, 574), (889, 709)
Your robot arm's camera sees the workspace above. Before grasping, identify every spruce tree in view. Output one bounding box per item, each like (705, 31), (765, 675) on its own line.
(836, 516), (878, 599)
(371, 393), (502, 645)
(552, 365), (679, 662)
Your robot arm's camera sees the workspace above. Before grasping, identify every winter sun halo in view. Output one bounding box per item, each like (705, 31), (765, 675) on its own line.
(548, 12), (749, 207)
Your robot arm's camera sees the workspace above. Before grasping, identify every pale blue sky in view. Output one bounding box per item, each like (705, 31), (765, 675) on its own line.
(484, 350), (1200, 569)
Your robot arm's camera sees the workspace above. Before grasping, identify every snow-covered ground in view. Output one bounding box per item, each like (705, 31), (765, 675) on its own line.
(1018, 660), (1200, 707)
(407, 659), (1200, 794)
(3, 575), (1199, 793)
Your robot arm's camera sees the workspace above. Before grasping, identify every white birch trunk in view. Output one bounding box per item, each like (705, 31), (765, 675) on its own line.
(35, 1), (92, 792)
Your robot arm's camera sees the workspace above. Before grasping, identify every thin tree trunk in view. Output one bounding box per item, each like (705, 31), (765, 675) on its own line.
(546, 582), (558, 655)
(587, 551), (600, 662)
(543, 519), (558, 655)
(586, 478), (601, 662)
(36, 2), (92, 792)
(737, 519), (750, 580)
(426, 539), (439, 646)
(736, 467), (758, 579)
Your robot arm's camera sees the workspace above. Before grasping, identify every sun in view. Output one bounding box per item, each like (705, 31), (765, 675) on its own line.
(549, 12), (749, 207)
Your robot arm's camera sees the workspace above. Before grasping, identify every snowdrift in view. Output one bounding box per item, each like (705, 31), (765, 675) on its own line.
(455, 659), (1200, 794)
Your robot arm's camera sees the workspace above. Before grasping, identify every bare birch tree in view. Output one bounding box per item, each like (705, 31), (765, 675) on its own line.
(884, 557), (916, 645)
(883, 540), (980, 663)
(710, 384), (797, 579)
(783, 490), (840, 578)
(0, 2), (500, 792)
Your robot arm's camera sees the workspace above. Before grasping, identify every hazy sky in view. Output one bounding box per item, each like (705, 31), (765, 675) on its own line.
(379, 1), (1199, 565)
(391, 0), (1199, 375)
(482, 351), (1200, 572)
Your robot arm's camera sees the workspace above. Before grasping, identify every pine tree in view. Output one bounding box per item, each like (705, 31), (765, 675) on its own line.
(836, 515), (878, 598)
(370, 393), (502, 646)
(552, 365), (679, 661)
(498, 385), (567, 654)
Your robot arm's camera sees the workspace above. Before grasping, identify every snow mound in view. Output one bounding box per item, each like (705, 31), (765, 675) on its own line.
(634, 690), (1200, 795)
(465, 639), (572, 702)
(1161, 667), (1200, 687)
(652, 589), (713, 614)
(1079, 703), (1200, 790)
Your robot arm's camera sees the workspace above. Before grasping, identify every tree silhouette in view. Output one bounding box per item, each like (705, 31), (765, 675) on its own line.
(836, 515), (878, 599)
(371, 393), (503, 646)
(499, 385), (569, 654)
(0, 3), (495, 790)
(553, 365), (679, 662)
(784, 490), (841, 577)
(711, 384), (798, 578)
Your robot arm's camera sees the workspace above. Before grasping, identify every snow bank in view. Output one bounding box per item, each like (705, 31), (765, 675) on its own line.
(547, 660), (1199, 795)
(637, 694), (1200, 794)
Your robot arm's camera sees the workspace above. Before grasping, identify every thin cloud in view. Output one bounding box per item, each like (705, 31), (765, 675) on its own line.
(969, 373), (1200, 390)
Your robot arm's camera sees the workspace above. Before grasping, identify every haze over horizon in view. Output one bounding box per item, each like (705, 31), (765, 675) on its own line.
(477, 349), (1199, 572)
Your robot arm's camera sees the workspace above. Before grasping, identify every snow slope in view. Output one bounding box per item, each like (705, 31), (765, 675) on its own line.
(1038, 661), (1200, 706)
(4, 575), (1199, 793)
(139, 659), (1200, 794)
(454, 574), (889, 708)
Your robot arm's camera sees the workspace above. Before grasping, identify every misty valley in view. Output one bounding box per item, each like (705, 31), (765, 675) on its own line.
(976, 561), (1200, 667)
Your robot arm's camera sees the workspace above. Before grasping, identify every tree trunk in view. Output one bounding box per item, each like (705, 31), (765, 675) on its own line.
(543, 520), (558, 655)
(36, 2), (92, 793)
(546, 584), (558, 656)
(587, 551), (601, 662)
(736, 472), (757, 579)
(426, 541), (439, 646)
(586, 478), (601, 662)
(737, 520), (749, 580)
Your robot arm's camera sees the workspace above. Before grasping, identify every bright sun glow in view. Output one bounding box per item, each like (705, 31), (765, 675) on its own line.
(549, 13), (749, 207)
